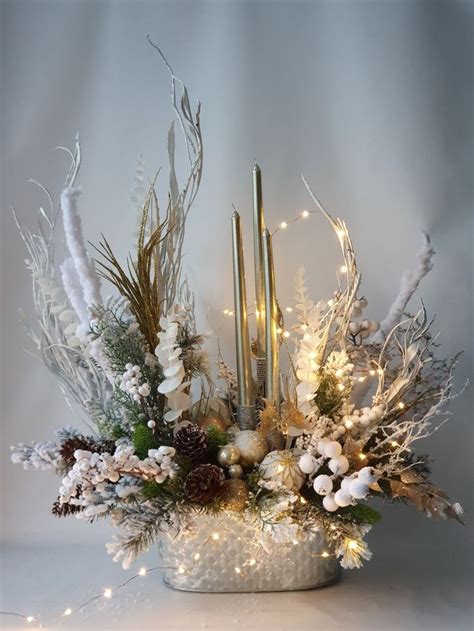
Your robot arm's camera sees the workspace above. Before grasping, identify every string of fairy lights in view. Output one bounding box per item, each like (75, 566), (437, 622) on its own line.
(0, 521), (340, 627)
(222, 207), (349, 323)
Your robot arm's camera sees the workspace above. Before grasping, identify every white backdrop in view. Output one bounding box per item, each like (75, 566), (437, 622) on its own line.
(1, 0), (472, 566)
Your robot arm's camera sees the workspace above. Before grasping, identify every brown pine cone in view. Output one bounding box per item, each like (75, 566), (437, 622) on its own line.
(60, 436), (115, 466)
(173, 424), (208, 463)
(184, 464), (225, 504)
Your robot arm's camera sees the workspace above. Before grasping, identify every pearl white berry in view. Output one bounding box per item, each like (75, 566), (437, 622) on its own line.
(322, 493), (339, 512)
(334, 488), (353, 507)
(357, 466), (378, 485)
(316, 438), (329, 456)
(328, 454), (349, 475)
(340, 475), (356, 492)
(348, 479), (369, 499)
(299, 453), (317, 474)
(147, 420), (156, 429)
(313, 474), (333, 496)
(324, 441), (342, 459)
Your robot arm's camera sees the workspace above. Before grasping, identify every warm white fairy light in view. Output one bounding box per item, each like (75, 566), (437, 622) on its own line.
(178, 565), (185, 574)
(340, 265), (348, 274)
(270, 207), (317, 235)
(193, 552), (201, 561)
(248, 559), (256, 566)
(0, 564), (181, 626)
(398, 402), (405, 409)
(211, 532), (220, 540)
(276, 327), (283, 334)
(321, 551), (330, 558)
(285, 306), (293, 313)
(234, 567), (242, 574)
(358, 453), (367, 461)
(283, 330), (290, 339)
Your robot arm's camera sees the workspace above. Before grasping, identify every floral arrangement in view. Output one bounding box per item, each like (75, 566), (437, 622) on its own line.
(11, 45), (464, 579)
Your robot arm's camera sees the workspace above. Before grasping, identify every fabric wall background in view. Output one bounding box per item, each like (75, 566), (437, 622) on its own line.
(1, 0), (472, 574)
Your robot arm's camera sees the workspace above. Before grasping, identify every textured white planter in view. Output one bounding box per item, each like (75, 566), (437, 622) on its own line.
(158, 511), (341, 593)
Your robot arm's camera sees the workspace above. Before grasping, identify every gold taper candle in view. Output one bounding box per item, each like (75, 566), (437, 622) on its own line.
(232, 211), (254, 415)
(253, 164), (266, 361)
(262, 228), (280, 409)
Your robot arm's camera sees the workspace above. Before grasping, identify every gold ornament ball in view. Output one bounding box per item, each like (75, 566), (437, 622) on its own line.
(191, 397), (232, 428)
(221, 479), (249, 512)
(228, 464), (244, 479)
(233, 430), (268, 466)
(217, 444), (241, 467)
(197, 416), (228, 433)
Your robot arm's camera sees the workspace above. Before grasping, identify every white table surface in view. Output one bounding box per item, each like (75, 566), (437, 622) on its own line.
(1, 529), (472, 631)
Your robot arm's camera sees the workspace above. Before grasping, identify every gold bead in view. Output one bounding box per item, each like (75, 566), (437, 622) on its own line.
(217, 445), (241, 466)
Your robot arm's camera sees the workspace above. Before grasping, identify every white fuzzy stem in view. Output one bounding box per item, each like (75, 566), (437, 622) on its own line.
(373, 233), (434, 343)
(60, 257), (89, 325)
(61, 187), (102, 309)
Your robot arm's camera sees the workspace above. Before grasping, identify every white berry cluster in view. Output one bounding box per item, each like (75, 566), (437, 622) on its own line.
(314, 467), (379, 512)
(341, 404), (385, 432)
(59, 443), (177, 517)
(120, 363), (151, 402)
(10, 441), (63, 471)
(299, 439), (349, 478)
(342, 296), (380, 340)
(298, 438), (380, 513)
